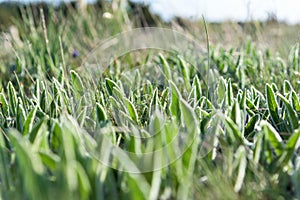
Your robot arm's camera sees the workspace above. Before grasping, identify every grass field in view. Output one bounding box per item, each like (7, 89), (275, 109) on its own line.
(1, 2), (300, 199)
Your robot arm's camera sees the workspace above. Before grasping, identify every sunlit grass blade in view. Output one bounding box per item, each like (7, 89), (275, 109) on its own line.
(177, 98), (199, 200)
(234, 145), (247, 192)
(0, 92), (9, 117)
(70, 70), (85, 97)
(266, 84), (281, 130)
(23, 106), (37, 136)
(7, 82), (17, 116)
(96, 103), (107, 126)
(260, 120), (283, 156)
(159, 53), (172, 80)
(178, 57), (191, 91)
(123, 97), (139, 124)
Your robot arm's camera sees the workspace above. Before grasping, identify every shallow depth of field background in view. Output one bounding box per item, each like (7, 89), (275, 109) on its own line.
(1, 0), (300, 200)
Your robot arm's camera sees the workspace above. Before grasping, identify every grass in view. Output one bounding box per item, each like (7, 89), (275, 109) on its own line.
(1, 2), (300, 199)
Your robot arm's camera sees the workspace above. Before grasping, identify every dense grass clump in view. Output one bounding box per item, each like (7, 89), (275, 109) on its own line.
(1, 2), (300, 200)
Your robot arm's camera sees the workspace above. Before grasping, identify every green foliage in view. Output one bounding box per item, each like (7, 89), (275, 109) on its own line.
(1, 2), (300, 200)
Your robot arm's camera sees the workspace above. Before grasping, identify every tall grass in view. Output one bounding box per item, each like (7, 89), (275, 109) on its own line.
(0, 2), (300, 200)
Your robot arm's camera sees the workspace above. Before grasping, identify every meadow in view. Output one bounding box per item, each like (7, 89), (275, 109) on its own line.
(0, 1), (300, 199)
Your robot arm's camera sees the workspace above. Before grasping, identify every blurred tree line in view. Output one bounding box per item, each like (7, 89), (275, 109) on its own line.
(0, 0), (161, 31)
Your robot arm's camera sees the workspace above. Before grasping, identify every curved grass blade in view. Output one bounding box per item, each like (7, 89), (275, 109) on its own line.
(234, 146), (247, 192)
(9, 129), (47, 200)
(260, 121), (283, 155)
(0, 93), (9, 117)
(71, 70), (85, 97)
(123, 97), (139, 124)
(159, 53), (172, 80)
(7, 82), (17, 116)
(277, 93), (299, 132)
(23, 107), (37, 136)
(266, 84), (281, 130)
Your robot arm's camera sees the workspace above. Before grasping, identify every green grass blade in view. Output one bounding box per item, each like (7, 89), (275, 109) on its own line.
(169, 81), (182, 121)
(38, 150), (60, 171)
(266, 84), (281, 129)
(177, 99), (199, 200)
(0, 128), (12, 193)
(123, 97), (139, 124)
(23, 106), (37, 136)
(105, 78), (120, 96)
(96, 103), (107, 125)
(192, 75), (202, 104)
(229, 100), (242, 130)
(244, 114), (260, 137)
(291, 91), (300, 112)
(70, 70), (84, 97)
(9, 129), (47, 199)
(260, 121), (283, 155)
(0, 92), (9, 117)
(226, 79), (233, 107)
(277, 93), (299, 131)
(16, 99), (26, 133)
(178, 57), (191, 91)
(159, 53), (172, 80)
(7, 82), (18, 116)
(234, 146), (247, 192)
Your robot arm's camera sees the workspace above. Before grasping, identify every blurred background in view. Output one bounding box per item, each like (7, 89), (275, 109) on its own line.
(1, 0), (300, 23)
(0, 0), (299, 56)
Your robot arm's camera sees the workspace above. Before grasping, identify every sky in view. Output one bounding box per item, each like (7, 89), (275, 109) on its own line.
(1, 0), (300, 24)
(142, 0), (300, 24)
